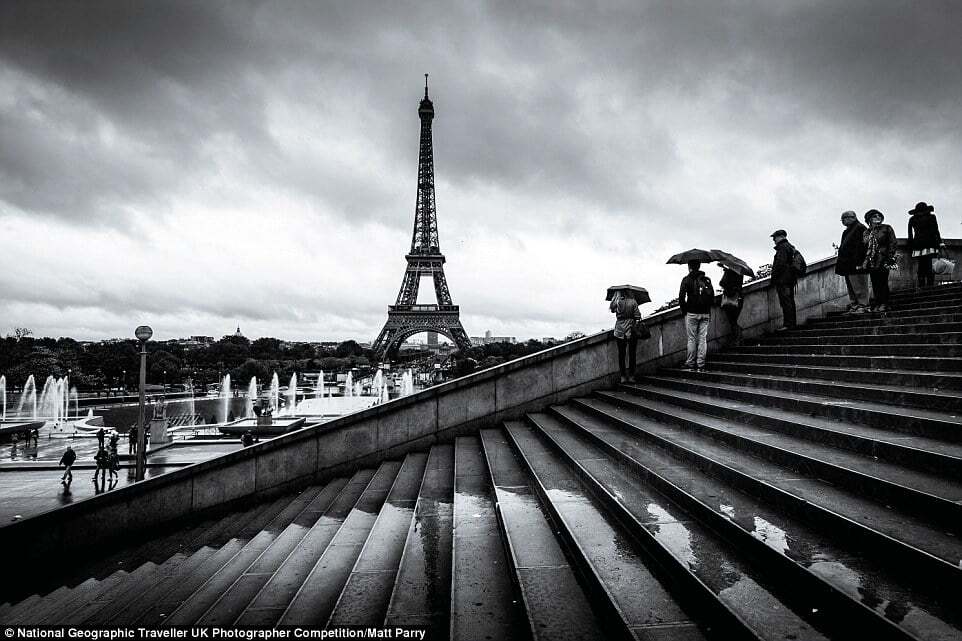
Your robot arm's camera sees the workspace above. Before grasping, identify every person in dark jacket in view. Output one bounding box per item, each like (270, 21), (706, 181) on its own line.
(679, 261), (713, 370)
(836, 210), (869, 313)
(907, 201), (942, 289)
(770, 230), (798, 330)
(718, 265), (745, 345)
(862, 209), (897, 311)
(59, 445), (77, 486)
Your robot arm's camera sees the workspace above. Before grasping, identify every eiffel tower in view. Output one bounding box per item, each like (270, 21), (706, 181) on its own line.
(372, 76), (471, 360)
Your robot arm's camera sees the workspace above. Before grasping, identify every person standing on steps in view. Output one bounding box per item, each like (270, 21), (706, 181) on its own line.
(719, 264), (745, 345)
(679, 261), (714, 371)
(836, 211), (869, 314)
(907, 201), (942, 289)
(861, 209), (897, 312)
(771, 230), (799, 331)
(610, 288), (642, 383)
(59, 445), (76, 487)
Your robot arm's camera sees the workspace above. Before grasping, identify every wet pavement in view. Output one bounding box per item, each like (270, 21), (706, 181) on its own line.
(0, 436), (243, 523)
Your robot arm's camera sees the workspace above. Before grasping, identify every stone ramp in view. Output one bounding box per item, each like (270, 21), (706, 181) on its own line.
(3, 284), (962, 640)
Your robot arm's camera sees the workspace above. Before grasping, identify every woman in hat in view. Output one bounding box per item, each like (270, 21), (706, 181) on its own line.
(861, 209), (898, 312)
(609, 288), (641, 383)
(907, 201), (943, 289)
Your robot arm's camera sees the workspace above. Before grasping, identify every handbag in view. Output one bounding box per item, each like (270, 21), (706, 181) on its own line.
(721, 293), (740, 309)
(933, 256), (956, 276)
(634, 320), (651, 340)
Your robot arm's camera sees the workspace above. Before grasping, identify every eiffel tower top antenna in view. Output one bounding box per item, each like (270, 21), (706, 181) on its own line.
(424, 73), (429, 98)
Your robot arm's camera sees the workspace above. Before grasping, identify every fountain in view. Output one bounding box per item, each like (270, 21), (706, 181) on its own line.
(17, 374), (37, 420)
(270, 372), (280, 413)
(315, 371), (325, 400)
(219, 374), (232, 423)
(371, 369), (384, 396)
(187, 377), (196, 425)
(1, 374), (6, 421)
(343, 372), (353, 399)
(246, 377), (258, 418)
(286, 373), (297, 415)
(400, 370), (415, 397)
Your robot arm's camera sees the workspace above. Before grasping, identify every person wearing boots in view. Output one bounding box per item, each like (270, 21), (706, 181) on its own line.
(907, 201), (942, 289)
(861, 209), (897, 311)
(836, 210), (869, 313)
(770, 230), (798, 331)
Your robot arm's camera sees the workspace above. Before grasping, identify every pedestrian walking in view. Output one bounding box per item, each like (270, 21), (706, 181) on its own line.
(93, 447), (109, 485)
(96, 427), (105, 450)
(610, 288), (642, 382)
(128, 425), (137, 455)
(836, 210), (869, 313)
(108, 441), (120, 480)
(770, 230), (801, 331)
(861, 209), (897, 311)
(718, 265), (745, 345)
(59, 445), (76, 486)
(907, 201), (943, 289)
(679, 261), (714, 371)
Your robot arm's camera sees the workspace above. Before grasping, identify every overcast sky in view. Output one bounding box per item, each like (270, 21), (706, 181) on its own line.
(2, 1), (960, 342)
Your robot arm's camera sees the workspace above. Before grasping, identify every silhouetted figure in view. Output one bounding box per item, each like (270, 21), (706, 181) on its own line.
(770, 230), (799, 330)
(96, 427), (105, 450)
(241, 431), (255, 448)
(93, 447), (108, 485)
(861, 210), (897, 311)
(836, 211), (869, 313)
(128, 425), (138, 455)
(907, 201), (942, 289)
(59, 446), (77, 487)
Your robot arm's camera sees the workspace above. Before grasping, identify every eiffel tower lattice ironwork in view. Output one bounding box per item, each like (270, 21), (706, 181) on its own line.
(372, 76), (471, 360)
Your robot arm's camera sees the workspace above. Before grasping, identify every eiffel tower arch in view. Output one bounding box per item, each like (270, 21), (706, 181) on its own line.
(372, 76), (471, 361)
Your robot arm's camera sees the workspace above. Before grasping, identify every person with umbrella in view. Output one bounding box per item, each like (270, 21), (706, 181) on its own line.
(669, 252), (717, 371)
(607, 285), (648, 383)
(715, 253), (754, 345)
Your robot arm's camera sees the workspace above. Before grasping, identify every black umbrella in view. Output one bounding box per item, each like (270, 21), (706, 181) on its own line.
(666, 248), (726, 264)
(606, 285), (651, 305)
(712, 250), (756, 278)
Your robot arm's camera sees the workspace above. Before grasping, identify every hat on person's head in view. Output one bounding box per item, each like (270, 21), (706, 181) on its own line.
(864, 209), (884, 222)
(841, 210), (856, 219)
(908, 201), (935, 215)
(770, 229), (787, 238)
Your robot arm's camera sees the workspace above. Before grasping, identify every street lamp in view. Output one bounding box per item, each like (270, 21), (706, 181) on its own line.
(122, 369), (126, 395)
(163, 370), (167, 398)
(135, 325), (153, 481)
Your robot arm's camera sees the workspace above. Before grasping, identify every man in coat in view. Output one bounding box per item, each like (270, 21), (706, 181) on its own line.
(771, 230), (798, 331)
(836, 211), (869, 313)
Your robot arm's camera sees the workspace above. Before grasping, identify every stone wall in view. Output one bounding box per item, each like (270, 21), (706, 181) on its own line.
(2, 239), (958, 565)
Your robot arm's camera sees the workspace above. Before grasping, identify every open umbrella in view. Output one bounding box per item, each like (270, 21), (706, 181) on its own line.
(606, 285), (651, 305)
(712, 250), (756, 278)
(666, 248), (726, 264)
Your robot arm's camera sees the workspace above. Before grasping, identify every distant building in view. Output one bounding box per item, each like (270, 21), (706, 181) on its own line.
(565, 331), (586, 341)
(541, 337), (559, 345)
(234, 326), (244, 338)
(470, 332), (517, 346)
(190, 335), (215, 344)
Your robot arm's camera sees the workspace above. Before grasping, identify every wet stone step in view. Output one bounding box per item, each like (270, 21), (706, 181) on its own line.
(705, 361), (962, 392)
(162, 487), (328, 626)
(719, 352), (962, 373)
(196, 483), (345, 626)
(603, 386), (962, 525)
(738, 343), (962, 357)
(449, 436), (527, 641)
(384, 444), (454, 636)
(277, 461), (403, 626)
(479, 428), (606, 641)
(659, 367), (962, 414)
(633, 376), (962, 443)
(542, 405), (962, 641)
(503, 420), (713, 641)
(571, 396), (962, 571)
(233, 473), (365, 626)
(327, 453), (429, 626)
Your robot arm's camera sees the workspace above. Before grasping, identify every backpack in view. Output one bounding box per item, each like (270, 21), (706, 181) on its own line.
(690, 275), (715, 309)
(791, 248), (807, 276)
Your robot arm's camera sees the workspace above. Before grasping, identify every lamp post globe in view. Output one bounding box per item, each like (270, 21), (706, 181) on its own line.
(135, 325), (153, 342)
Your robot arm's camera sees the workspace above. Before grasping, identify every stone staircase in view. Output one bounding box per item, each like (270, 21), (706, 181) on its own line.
(2, 284), (961, 640)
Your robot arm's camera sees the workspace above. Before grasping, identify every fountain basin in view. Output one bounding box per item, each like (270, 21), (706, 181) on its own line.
(219, 417), (305, 436)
